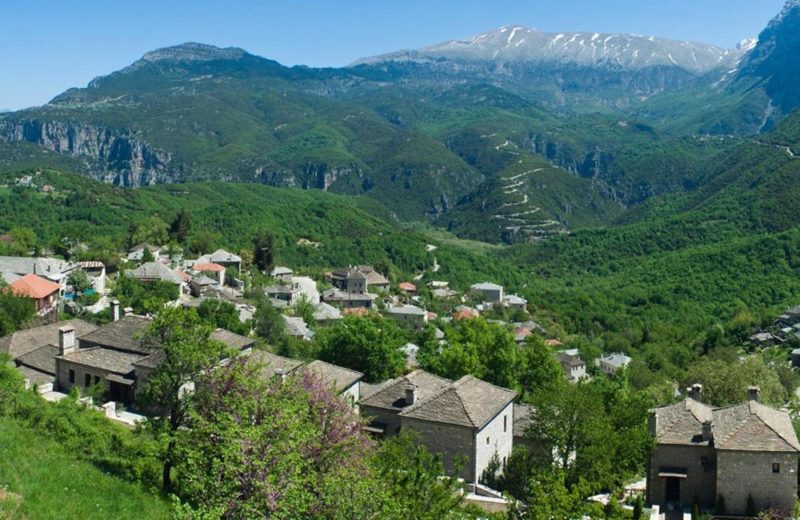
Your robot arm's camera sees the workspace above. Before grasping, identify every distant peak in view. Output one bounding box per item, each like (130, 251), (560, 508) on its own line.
(772, 0), (800, 25)
(140, 43), (250, 63)
(737, 38), (757, 52)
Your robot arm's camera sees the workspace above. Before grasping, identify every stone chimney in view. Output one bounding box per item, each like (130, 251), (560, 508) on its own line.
(688, 383), (703, 402)
(702, 420), (713, 442)
(110, 299), (120, 322)
(274, 368), (287, 382)
(648, 411), (658, 436)
(405, 383), (417, 406)
(59, 325), (76, 356)
(748, 386), (761, 402)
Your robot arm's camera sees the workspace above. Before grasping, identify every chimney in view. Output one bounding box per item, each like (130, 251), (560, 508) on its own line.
(702, 420), (713, 442)
(748, 386), (761, 402)
(274, 368), (287, 382)
(110, 299), (120, 322)
(58, 325), (76, 356)
(405, 383), (417, 406)
(689, 383), (703, 402)
(648, 411), (658, 436)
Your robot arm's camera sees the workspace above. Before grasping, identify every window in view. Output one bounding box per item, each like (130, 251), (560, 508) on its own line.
(94, 375), (101, 385)
(503, 415), (507, 433)
(486, 436), (490, 445)
(68, 369), (75, 384)
(773, 463), (781, 474)
(85, 373), (91, 387)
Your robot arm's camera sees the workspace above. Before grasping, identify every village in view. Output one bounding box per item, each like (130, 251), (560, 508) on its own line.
(2, 243), (800, 518)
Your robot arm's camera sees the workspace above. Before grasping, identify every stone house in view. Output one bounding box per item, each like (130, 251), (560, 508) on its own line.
(321, 288), (375, 309)
(470, 282), (504, 303)
(127, 243), (162, 263)
(555, 349), (587, 382)
(386, 304), (428, 327)
(126, 261), (187, 294)
(53, 314), (255, 404)
(503, 294), (527, 311)
(266, 283), (302, 306)
(360, 370), (517, 483)
(330, 266), (390, 294)
(270, 266), (294, 283)
(192, 262), (226, 285)
(0, 256), (80, 294)
(647, 385), (800, 515)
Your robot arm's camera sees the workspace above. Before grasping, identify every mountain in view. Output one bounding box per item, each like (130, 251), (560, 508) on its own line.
(352, 26), (747, 109)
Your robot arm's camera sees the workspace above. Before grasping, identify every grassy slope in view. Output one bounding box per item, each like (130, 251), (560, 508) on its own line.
(0, 419), (169, 519)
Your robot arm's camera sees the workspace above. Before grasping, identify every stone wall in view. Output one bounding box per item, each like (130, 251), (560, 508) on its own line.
(55, 358), (110, 395)
(401, 416), (477, 482)
(647, 444), (717, 509)
(716, 450), (798, 515)
(361, 405), (402, 436)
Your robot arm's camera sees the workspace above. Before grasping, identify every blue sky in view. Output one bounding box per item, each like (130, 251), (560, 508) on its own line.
(0, 0), (786, 110)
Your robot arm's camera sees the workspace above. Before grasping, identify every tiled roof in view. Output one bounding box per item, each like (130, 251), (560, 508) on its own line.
(313, 302), (342, 321)
(304, 359), (363, 391)
(712, 401), (800, 452)
(388, 304), (426, 316)
(193, 262), (225, 273)
(126, 262), (184, 284)
(16, 345), (59, 375)
(248, 350), (304, 379)
(398, 282), (417, 292)
(199, 249), (241, 264)
(270, 266), (293, 276)
(77, 316), (152, 353)
(0, 319), (97, 359)
(9, 274), (61, 299)
(16, 364), (54, 385)
(59, 347), (146, 375)
(0, 256), (77, 279)
(399, 375), (516, 429)
(359, 369), (452, 410)
(210, 329), (255, 351)
(471, 282), (503, 291)
(652, 398), (714, 446)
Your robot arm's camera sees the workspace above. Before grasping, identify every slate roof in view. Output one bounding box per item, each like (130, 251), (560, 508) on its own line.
(651, 398), (714, 446)
(399, 375), (516, 429)
(360, 370), (452, 411)
(283, 316), (314, 340)
(313, 302), (342, 321)
(0, 319), (97, 359)
(598, 353), (632, 369)
(210, 329), (255, 351)
(270, 266), (293, 276)
(556, 350), (585, 368)
(126, 262), (184, 284)
(10, 274), (61, 299)
(199, 249), (241, 264)
(16, 364), (54, 385)
(77, 316), (152, 353)
(248, 350), (304, 379)
(654, 397), (800, 452)
(304, 359), (363, 391)
(0, 256), (77, 280)
(59, 347), (146, 375)
(388, 304), (426, 316)
(712, 401), (800, 452)
(15, 345), (59, 375)
(471, 282), (503, 291)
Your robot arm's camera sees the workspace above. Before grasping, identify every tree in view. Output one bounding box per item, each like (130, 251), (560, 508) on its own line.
(197, 298), (248, 335)
(292, 295), (316, 329)
(175, 357), (383, 518)
(67, 269), (92, 294)
(421, 318), (520, 390)
(137, 307), (231, 492)
(252, 231), (275, 273)
(169, 210), (192, 243)
(0, 283), (35, 337)
(373, 433), (466, 519)
(253, 296), (287, 348)
(315, 315), (405, 383)
(683, 355), (787, 406)
(517, 334), (566, 401)
(130, 216), (169, 247)
(508, 469), (589, 520)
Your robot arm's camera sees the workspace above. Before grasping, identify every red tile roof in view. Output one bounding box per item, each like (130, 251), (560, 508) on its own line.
(398, 282), (417, 292)
(9, 274), (60, 299)
(544, 339), (563, 347)
(343, 307), (369, 317)
(193, 262), (225, 273)
(453, 309), (479, 321)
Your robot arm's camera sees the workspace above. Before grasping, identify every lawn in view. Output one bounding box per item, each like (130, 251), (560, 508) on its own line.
(0, 419), (169, 519)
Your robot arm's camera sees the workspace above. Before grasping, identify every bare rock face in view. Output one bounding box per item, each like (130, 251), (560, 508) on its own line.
(0, 118), (173, 187)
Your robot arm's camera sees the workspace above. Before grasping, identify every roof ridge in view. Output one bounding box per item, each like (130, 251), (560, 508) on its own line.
(306, 359), (363, 377)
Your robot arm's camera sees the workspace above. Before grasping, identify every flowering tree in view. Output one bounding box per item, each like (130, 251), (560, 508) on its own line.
(174, 357), (384, 518)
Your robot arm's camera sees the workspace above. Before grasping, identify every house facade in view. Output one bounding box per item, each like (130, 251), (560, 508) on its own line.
(647, 385), (800, 515)
(470, 282), (504, 303)
(556, 349), (587, 382)
(360, 370), (516, 483)
(9, 274), (62, 316)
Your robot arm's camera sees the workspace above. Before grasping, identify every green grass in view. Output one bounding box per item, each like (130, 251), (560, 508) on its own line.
(0, 419), (169, 519)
